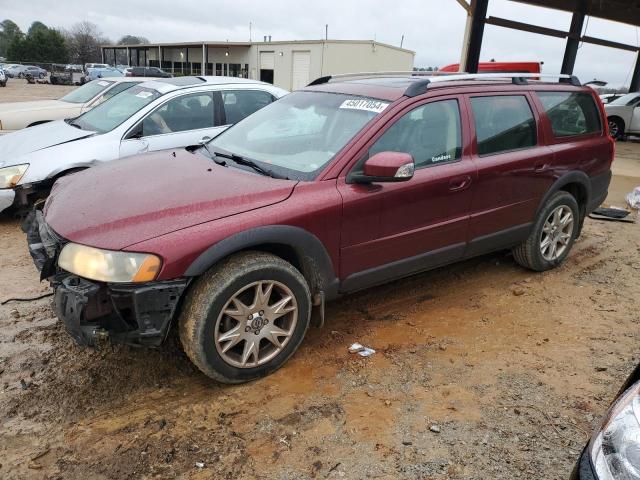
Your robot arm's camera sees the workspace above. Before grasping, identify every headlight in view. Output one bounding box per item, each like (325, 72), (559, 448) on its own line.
(58, 243), (161, 283)
(0, 164), (29, 188)
(591, 382), (640, 479)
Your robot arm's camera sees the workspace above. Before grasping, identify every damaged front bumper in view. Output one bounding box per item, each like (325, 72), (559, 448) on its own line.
(53, 275), (188, 346)
(23, 209), (189, 347)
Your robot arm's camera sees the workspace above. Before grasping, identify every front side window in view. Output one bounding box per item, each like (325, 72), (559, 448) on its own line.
(142, 92), (214, 136)
(71, 85), (162, 133)
(470, 95), (537, 156)
(537, 91), (601, 137)
(209, 91), (389, 180)
(59, 79), (114, 104)
(369, 99), (462, 169)
(221, 90), (275, 125)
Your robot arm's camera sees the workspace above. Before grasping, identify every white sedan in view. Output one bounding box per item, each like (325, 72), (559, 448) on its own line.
(0, 76), (287, 213)
(604, 92), (640, 139)
(0, 77), (147, 133)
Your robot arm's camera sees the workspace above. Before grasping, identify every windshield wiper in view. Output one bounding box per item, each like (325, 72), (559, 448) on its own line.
(211, 149), (289, 180)
(199, 143), (226, 167)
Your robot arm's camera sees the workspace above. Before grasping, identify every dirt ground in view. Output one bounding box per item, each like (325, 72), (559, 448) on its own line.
(1, 83), (640, 480)
(0, 78), (75, 102)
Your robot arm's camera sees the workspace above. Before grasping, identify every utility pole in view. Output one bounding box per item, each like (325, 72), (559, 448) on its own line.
(325, 24), (328, 40)
(400, 34), (404, 48)
(249, 21), (252, 42)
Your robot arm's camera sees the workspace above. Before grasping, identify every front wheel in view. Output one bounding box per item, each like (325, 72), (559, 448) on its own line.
(512, 191), (579, 272)
(179, 251), (311, 383)
(38, 72), (45, 79)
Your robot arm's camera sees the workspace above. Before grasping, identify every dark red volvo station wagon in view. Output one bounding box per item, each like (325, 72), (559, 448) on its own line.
(25, 73), (614, 382)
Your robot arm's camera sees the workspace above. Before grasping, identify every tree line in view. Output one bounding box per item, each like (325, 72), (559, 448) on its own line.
(0, 19), (149, 65)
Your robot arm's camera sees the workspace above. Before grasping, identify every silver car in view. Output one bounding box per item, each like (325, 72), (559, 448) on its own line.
(0, 67), (6, 87)
(604, 92), (640, 139)
(0, 76), (287, 213)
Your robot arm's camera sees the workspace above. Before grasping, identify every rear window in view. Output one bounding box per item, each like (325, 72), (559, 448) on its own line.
(470, 95), (537, 156)
(537, 91), (601, 137)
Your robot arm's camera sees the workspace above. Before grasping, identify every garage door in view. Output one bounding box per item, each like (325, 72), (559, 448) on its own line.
(291, 51), (311, 91)
(260, 51), (275, 70)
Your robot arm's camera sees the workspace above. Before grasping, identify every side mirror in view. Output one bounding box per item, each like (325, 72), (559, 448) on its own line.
(350, 151), (415, 184)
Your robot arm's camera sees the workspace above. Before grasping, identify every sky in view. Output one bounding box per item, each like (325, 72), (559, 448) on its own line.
(2, 0), (639, 88)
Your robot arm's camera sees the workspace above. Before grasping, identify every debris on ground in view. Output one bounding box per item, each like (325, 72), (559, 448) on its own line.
(626, 186), (640, 209)
(348, 343), (376, 357)
(589, 206), (635, 223)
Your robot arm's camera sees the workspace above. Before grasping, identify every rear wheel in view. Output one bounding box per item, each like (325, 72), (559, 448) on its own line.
(179, 251), (311, 383)
(608, 117), (625, 140)
(512, 191), (579, 272)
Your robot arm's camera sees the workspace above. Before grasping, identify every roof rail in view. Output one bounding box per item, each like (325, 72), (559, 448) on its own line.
(306, 70), (457, 86)
(307, 72), (582, 97)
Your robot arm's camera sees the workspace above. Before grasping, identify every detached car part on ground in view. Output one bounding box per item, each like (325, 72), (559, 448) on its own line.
(0, 77), (149, 133)
(0, 76), (287, 213)
(572, 363), (640, 479)
(25, 73), (613, 383)
(605, 92), (640, 140)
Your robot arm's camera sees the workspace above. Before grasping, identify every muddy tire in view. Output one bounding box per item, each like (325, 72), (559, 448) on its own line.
(179, 251), (311, 383)
(512, 191), (580, 272)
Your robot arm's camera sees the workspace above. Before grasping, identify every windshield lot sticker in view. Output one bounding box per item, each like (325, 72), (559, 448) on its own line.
(136, 91), (153, 99)
(97, 81), (109, 86)
(339, 99), (388, 114)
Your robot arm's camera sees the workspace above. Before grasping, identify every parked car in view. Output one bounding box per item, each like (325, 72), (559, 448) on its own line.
(126, 66), (172, 78)
(0, 77), (146, 134)
(605, 92), (640, 139)
(0, 67), (6, 87)
(84, 67), (123, 82)
(571, 363), (640, 479)
(22, 73), (613, 383)
(5, 65), (47, 79)
(84, 63), (109, 70)
(1, 76), (286, 213)
(4, 64), (27, 78)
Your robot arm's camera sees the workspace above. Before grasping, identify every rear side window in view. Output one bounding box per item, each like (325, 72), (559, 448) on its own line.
(470, 95), (536, 156)
(369, 99), (462, 169)
(537, 91), (601, 137)
(142, 92), (214, 136)
(221, 90), (275, 125)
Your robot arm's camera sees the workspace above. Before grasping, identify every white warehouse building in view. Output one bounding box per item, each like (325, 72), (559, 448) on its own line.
(101, 39), (415, 91)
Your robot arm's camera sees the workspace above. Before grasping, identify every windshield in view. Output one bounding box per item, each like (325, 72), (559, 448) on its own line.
(60, 80), (115, 104)
(209, 91), (389, 180)
(71, 84), (162, 133)
(609, 93), (640, 106)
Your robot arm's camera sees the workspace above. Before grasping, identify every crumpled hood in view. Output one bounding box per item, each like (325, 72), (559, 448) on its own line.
(0, 120), (94, 163)
(44, 149), (297, 250)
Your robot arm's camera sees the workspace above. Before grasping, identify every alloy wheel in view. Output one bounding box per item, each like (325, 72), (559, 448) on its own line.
(540, 205), (574, 261)
(608, 120), (619, 138)
(214, 280), (298, 368)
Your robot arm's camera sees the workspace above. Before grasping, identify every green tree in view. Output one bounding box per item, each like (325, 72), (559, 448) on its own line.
(6, 22), (68, 63)
(117, 35), (149, 45)
(0, 19), (23, 58)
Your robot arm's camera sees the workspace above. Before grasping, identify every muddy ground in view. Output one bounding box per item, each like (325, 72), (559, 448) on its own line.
(1, 83), (640, 479)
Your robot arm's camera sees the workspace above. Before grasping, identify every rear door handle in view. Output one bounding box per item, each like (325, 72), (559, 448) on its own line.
(449, 175), (472, 192)
(534, 163), (549, 172)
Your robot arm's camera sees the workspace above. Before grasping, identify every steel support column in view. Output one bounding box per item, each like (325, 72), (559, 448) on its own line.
(631, 51), (640, 92)
(561, 1), (586, 75)
(464, 0), (489, 73)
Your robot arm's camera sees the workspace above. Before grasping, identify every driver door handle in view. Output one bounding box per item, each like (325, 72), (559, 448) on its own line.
(449, 175), (472, 192)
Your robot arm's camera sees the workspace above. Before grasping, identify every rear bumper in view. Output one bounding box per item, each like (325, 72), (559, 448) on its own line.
(0, 189), (15, 213)
(54, 274), (188, 346)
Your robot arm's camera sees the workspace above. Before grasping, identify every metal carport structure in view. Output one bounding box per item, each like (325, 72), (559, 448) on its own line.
(457, 0), (640, 91)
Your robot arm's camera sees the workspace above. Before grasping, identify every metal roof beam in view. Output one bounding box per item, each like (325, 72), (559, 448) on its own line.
(486, 16), (568, 38)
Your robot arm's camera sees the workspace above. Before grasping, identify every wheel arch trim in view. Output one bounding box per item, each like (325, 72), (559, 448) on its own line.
(184, 225), (339, 298)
